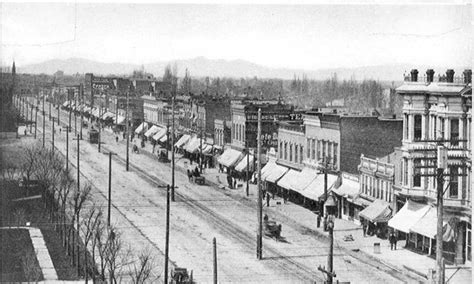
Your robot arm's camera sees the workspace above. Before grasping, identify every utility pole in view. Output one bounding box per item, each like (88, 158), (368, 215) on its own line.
(246, 147), (250, 196)
(30, 104), (34, 133)
(199, 124), (203, 174)
(436, 164), (445, 284)
(125, 90), (130, 171)
(74, 135), (80, 192)
(52, 118), (55, 152)
(80, 84), (84, 140)
(57, 91), (60, 126)
(98, 103), (102, 152)
(106, 152), (117, 227)
(42, 93), (45, 148)
(318, 215), (336, 284)
(164, 184), (170, 284)
(74, 88), (77, 136)
(213, 237), (218, 284)
(49, 92), (52, 121)
(256, 108), (263, 260)
(66, 124), (69, 172)
(171, 97), (176, 202)
(34, 106), (38, 139)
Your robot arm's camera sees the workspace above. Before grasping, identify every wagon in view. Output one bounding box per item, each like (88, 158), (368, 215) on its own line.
(264, 216), (282, 240)
(170, 267), (193, 284)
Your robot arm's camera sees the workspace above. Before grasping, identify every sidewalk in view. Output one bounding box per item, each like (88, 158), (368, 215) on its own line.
(109, 130), (471, 283)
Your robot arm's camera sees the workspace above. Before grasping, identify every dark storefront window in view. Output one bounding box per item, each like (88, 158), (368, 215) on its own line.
(450, 119), (459, 146)
(413, 159), (421, 187)
(449, 166), (459, 198)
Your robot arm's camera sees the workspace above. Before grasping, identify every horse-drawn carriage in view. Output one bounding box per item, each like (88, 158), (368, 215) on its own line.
(170, 267), (193, 284)
(264, 215), (282, 240)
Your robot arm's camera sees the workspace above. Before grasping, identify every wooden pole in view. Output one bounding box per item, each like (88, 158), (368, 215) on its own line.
(164, 184), (170, 284)
(126, 91), (130, 171)
(171, 97), (176, 202)
(436, 167), (445, 283)
(42, 94), (45, 147)
(213, 237), (217, 284)
(108, 152), (112, 227)
(256, 108), (263, 260)
(80, 84), (84, 140)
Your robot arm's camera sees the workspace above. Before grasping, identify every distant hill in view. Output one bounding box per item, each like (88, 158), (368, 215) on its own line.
(16, 57), (470, 82)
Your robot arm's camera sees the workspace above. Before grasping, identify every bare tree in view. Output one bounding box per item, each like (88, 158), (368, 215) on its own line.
(105, 227), (131, 284)
(129, 248), (158, 284)
(19, 144), (41, 195)
(13, 208), (27, 226)
(94, 218), (108, 281)
(80, 203), (103, 282)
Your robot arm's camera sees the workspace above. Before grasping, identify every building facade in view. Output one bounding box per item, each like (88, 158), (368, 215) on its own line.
(277, 121), (306, 169)
(395, 68), (472, 264)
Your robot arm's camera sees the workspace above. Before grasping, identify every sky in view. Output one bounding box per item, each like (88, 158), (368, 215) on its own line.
(1, 1), (472, 70)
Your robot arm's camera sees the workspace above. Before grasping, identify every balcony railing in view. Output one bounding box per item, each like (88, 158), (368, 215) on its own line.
(403, 74), (468, 84)
(359, 156), (395, 176)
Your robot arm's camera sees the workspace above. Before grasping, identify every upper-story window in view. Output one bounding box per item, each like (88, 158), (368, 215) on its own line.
(413, 159), (421, 187)
(284, 142), (288, 160)
(440, 118), (445, 139)
(289, 144), (293, 162)
(449, 166), (459, 198)
(311, 139), (316, 160)
(414, 115), (422, 140)
(294, 145), (298, 163)
(307, 139), (311, 159)
(450, 119), (459, 146)
(300, 146), (304, 164)
(279, 141), (283, 159)
(404, 114), (409, 140)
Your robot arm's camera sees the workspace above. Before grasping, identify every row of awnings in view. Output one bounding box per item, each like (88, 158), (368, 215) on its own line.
(388, 200), (455, 242)
(262, 161), (340, 202)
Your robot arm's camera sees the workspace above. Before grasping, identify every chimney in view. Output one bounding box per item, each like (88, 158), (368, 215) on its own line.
(410, 69), (419, 82)
(446, 69), (455, 83)
(463, 69), (472, 84)
(426, 69), (435, 83)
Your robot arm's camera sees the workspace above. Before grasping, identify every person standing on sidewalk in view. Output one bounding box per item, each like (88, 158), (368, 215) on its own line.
(389, 232), (397, 250)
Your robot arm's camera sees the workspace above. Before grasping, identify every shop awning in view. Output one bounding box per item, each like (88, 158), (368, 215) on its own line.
(332, 177), (359, 198)
(152, 128), (167, 141)
(300, 174), (338, 201)
(184, 136), (201, 153)
(144, 125), (161, 138)
(235, 154), (255, 172)
(101, 112), (115, 120)
(409, 206), (452, 241)
(262, 162), (289, 183)
(388, 200), (430, 234)
(293, 167), (318, 193)
(359, 199), (392, 223)
(277, 169), (301, 192)
(351, 195), (372, 207)
(201, 143), (213, 155)
(62, 101), (69, 107)
(135, 122), (148, 134)
(217, 148), (243, 168)
(175, 134), (191, 148)
(83, 106), (91, 113)
(114, 115), (126, 125)
(159, 135), (168, 143)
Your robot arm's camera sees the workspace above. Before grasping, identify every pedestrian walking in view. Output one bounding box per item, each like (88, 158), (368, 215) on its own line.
(115, 136), (119, 143)
(362, 222), (367, 237)
(233, 177), (237, 189)
(266, 192), (270, 207)
(389, 232), (397, 250)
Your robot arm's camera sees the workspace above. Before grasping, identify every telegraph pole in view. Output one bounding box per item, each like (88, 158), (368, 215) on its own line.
(42, 93), (45, 147)
(52, 118), (55, 152)
(246, 147), (250, 196)
(171, 97), (176, 202)
(66, 124), (69, 172)
(256, 108), (263, 260)
(125, 90), (130, 171)
(318, 215), (336, 283)
(49, 92), (52, 121)
(98, 103), (102, 152)
(213, 237), (218, 284)
(80, 84), (84, 140)
(30, 104), (34, 132)
(436, 164), (445, 284)
(57, 91), (60, 126)
(164, 184), (170, 284)
(74, 88), (77, 136)
(106, 152), (117, 227)
(199, 124), (203, 174)
(34, 106), (38, 139)
(75, 135), (80, 191)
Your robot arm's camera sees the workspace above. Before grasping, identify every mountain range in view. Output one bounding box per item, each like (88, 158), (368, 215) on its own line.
(15, 57), (469, 82)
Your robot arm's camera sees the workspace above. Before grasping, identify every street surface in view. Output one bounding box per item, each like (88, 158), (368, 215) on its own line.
(27, 100), (420, 283)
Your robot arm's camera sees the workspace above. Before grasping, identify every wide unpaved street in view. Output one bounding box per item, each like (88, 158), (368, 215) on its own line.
(32, 101), (420, 283)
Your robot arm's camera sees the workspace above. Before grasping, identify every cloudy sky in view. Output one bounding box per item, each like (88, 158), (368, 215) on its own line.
(1, 1), (471, 69)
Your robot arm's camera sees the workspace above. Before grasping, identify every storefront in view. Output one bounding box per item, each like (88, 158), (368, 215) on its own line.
(331, 175), (359, 220)
(388, 200), (430, 247)
(134, 122), (148, 135)
(217, 148), (244, 171)
(359, 199), (392, 238)
(261, 160), (288, 196)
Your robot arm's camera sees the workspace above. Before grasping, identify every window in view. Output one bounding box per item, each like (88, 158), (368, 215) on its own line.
(413, 159), (421, 187)
(322, 141), (326, 161)
(311, 139), (316, 160)
(294, 145), (298, 163)
(404, 114), (409, 140)
(450, 119), (459, 146)
(279, 141), (283, 159)
(380, 181), (384, 200)
(307, 139), (311, 158)
(440, 118), (445, 139)
(432, 115), (437, 139)
(449, 166), (459, 198)
(289, 144), (293, 162)
(333, 143), (338, 169)
(284, 143), (287, 160)
(317, 140), (320, 159)
(414, 115), (422, 140)
(300, 146), (304, 164)
(404, 158), (408, 186)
